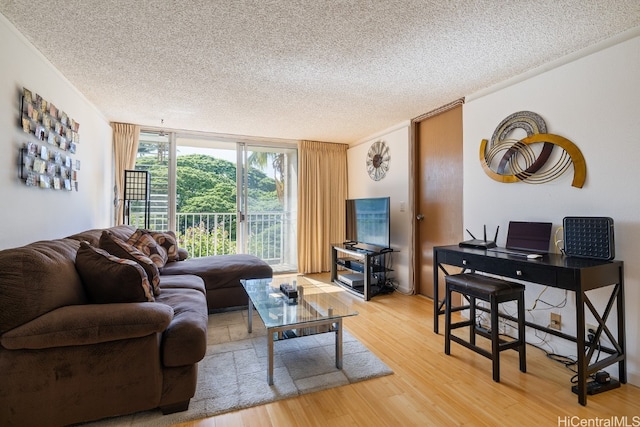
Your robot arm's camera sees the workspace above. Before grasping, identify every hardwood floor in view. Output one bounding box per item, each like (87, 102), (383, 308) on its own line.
(177, 273), (640, 426)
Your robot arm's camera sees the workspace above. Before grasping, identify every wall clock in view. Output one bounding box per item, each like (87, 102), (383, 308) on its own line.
(366, 140), (390, 181)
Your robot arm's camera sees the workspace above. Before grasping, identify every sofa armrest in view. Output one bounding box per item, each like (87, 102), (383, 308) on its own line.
(1, 302), (174, 350)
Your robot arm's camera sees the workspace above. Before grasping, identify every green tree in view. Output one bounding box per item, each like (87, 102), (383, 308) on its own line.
(181, 222), (236, 257)
(176, 154), (279, 214)
(135, 149), (284, 258)
(248, 152), (285, 203)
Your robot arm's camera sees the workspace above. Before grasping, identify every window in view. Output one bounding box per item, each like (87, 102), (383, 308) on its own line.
(134, 130), (297, 272)
(129, 132), (170, 230)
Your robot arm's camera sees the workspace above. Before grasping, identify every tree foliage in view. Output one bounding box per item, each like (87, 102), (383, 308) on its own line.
(135, 147), (285, 259)
(181, 222), (236, 258)
(175, 154), (279, 213)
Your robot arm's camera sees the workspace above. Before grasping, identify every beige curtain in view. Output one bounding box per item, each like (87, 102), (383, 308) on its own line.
(112, 122), (140, 225)
(297, 140), (348, 273)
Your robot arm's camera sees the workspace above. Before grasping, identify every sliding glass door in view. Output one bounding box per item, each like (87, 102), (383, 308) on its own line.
(238, 144), (298, 271)
(134, 131), (297, 273)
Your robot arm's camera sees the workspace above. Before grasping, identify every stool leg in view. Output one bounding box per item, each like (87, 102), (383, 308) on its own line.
(444, 285), (451, 355)
(469, 295), (476, 345)
(518, 292), (527, 373)
(491, 296), (500, 382)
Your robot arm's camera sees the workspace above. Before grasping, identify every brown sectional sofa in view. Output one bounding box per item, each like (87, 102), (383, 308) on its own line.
(70, 225), (274, 311)
(0, 225), (273, 426)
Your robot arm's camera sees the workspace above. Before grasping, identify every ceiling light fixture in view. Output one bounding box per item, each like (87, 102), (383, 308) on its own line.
(159, 119), (167, 137)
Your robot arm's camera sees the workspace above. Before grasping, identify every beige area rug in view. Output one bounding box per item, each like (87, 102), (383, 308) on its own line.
(87, 309), (393, 426)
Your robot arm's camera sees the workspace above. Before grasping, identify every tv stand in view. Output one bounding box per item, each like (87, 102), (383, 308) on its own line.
(330, 243), (394, 300)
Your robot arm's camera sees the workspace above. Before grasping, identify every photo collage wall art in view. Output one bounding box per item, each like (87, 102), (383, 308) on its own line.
(19, 87), (80, 191)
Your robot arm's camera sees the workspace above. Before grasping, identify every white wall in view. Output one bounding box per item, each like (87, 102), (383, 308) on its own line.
(347, 122), (412, 294)
(0, 15), (113, 249)
(464, 34), (640, 385)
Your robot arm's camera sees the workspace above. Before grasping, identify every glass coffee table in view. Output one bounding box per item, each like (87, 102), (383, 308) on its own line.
(241, 276), (358, 385)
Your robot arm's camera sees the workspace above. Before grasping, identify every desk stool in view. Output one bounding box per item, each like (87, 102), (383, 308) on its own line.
(444, 272), (526, 382)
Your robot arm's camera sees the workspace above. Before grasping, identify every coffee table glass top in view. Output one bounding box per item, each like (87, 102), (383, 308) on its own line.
(241, 276), (358, 329)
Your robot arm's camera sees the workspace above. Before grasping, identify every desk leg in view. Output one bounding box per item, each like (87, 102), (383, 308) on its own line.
(618, 266), (627, 383)
(433, 259), (440, 334)
(576, 289), (587, 405)
(433, 258), (451, 334)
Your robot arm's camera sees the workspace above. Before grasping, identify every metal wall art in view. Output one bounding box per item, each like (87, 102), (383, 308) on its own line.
(366, 140), (390, 181)
(479, 111), (586, 188)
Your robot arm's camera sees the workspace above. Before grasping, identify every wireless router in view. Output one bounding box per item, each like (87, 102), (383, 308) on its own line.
(459, 225), (498, 249)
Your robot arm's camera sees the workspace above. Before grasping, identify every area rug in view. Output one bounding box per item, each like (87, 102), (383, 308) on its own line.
(88, 310), (393, 426)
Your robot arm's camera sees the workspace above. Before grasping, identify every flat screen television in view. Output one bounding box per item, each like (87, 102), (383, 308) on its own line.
(345, 197), (390, 249)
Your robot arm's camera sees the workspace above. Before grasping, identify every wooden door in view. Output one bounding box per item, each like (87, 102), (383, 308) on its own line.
(414, 104), (463, 300)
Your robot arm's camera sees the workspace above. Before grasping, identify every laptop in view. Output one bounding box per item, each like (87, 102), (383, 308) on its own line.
(488, 221), (553, 257)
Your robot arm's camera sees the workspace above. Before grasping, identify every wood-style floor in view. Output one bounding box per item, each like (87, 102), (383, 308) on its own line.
(177, 273), (640, 426)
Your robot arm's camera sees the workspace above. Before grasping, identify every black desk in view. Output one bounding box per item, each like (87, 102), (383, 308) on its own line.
(433, 245), (626, 405)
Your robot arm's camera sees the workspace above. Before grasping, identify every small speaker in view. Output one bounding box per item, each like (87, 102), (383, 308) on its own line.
(563, 217), (615, 260)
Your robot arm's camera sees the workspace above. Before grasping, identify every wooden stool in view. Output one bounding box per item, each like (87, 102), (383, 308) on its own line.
(444, 273), (526, 382)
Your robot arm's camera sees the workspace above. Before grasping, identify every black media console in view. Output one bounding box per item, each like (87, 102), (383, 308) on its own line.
(330, 243), (393, 301)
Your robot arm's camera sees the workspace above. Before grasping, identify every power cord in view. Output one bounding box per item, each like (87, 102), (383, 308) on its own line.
(527, 286), (568, 312)
(469, 270), (607, 388)
(371, 251), (398, 296)
(586, 327), (602, 365)
(554, 226), (565, 255)
(378, 279), (397, 294)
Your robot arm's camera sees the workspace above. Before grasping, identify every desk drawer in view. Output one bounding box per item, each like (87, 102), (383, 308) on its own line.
(438, 250), (474, 268)
(495, 263), (556, 285)
(438, 250), (556, 286)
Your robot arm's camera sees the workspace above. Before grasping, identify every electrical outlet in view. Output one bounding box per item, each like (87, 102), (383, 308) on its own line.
(550, 313), (561, 330)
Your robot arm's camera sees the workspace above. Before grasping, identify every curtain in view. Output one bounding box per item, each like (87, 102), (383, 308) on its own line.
(112, 122), (140, 225)
(297, 140), (348, 273)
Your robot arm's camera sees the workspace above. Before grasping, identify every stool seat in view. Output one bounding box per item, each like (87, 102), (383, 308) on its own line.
(445, 273), (525, 299)
(444, 272), (526, 382)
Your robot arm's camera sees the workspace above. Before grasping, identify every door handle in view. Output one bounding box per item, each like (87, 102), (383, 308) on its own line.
(416, 214), (425, 221)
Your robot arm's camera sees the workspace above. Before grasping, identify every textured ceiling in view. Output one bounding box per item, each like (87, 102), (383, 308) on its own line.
(2, 1), (640, 143)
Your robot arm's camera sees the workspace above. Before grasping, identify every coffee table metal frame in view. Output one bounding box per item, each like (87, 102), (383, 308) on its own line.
(241, 277), (356, 385)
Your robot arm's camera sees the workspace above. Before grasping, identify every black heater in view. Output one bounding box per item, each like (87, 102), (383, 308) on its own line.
(123, 170), (150, 229)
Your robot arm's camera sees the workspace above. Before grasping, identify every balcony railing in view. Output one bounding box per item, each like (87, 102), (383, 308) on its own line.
(176, 212), (288, 265)
(127, 208), (294, 269)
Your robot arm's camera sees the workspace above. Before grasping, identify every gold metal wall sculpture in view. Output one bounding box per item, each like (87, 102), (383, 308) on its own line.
(479, 111), (586, 188)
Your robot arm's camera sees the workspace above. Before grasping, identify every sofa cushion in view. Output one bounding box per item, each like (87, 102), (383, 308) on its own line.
(127, 229), (169, 268)
(1, 302), (173, 349)
(160, 254), (273, 292)
(159, 274), (206, 296)
(0, 238), (86, 335)
(67, 224), (136, 246)
(154, 288), (208, 367)
(99, 230), (161, 295)
(76, 242), (155, 303)
(160, 254), (273, 309)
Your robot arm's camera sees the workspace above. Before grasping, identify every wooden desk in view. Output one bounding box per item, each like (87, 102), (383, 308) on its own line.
(433, 245), (626, 405)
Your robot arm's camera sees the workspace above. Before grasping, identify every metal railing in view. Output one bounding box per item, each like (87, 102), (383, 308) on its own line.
(176, 211), (287, 265)
(126, 208), (293, 267)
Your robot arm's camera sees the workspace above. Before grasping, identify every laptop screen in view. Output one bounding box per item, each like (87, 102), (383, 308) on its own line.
(505, 221), (553, 253)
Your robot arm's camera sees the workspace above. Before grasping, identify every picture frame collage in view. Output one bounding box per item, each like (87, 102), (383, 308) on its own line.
(19, 87), (80, 191)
